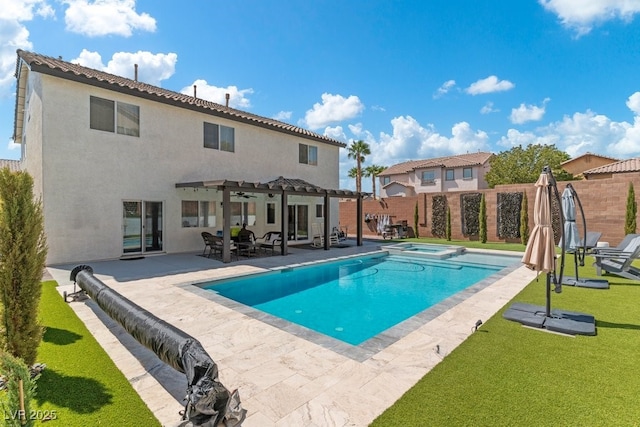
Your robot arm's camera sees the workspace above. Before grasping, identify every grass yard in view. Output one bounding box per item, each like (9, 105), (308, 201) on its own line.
(372, 243), (640, 426)
(33, 281), (161, 426)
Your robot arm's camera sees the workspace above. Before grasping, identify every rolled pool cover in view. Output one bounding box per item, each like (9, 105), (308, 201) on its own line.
(70, 265), (246, 426)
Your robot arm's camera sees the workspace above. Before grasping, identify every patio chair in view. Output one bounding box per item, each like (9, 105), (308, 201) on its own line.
(256, 231), (282, 255)
(592, 236), (640, 280)
(311, 223), (340, 248)
(201, 232), (220, 258)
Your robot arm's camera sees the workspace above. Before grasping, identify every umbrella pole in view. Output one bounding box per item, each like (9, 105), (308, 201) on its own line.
(546, 272), (551, 318)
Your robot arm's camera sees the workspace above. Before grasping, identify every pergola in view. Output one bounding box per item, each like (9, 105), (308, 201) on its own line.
(176, 176), (365, 262)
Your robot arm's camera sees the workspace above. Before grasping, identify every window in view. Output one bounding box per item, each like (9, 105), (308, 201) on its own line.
(181, 200), (216, 227)
(230, 202), (256, 226)
(204, 122), (235, 152)
(381, 176), (390, 186)
(421, 170), (436, 185)
(316, 204), (323, 218)
(299, 143), (318, 165)
(266, 202), (276, 224)
(181, 201), (198, 227)
(90, 96), (139, 136)
(463, 167), (473, 179)
(445, 169), (455, 181)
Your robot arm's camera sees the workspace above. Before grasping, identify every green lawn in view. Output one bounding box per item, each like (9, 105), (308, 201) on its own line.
(372, 240), (640, 426)
(33, 281), (161, 426)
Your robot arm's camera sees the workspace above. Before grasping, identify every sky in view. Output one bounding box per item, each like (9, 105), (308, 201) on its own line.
(2, 0), (640, 192)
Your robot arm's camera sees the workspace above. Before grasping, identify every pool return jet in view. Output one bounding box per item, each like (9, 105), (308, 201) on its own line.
(503, 166), (596, 336)
(69, 265), (246, 426)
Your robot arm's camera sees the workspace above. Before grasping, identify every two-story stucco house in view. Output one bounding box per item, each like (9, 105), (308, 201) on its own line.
(377, 152), (493, 197)
(11, 50), (361, 264)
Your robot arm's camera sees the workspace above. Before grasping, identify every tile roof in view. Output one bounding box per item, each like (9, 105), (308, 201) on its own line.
(561, 152), (618, 166)
(14, 50), (344, 147)
(378, 152), (493, 176)
(583, 157), (640, 175)
(0, 159), (21, 172)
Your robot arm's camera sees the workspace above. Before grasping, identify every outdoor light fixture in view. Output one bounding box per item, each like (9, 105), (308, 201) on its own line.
(473, 319), (483, 332)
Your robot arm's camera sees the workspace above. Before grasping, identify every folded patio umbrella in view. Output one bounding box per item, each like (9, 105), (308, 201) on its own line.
(560, 186), (581, 252)
(522, 172), (557, 273)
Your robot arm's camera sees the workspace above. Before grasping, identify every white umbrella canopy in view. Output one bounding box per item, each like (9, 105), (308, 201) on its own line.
(522, 172), (557, 273)
(560, 186), (581, 251)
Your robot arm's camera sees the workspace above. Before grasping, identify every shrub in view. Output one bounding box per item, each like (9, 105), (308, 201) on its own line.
(446, 207), (452, 241)
(413, 201), (420, 238)
(479, 194), (487, 243)
(520, 192), (529, 245)
(0, 169), (47, 365)
(460, 193), (481, 236)
(0, 352), (40, 427)
(625, 182), (637, 235)
(497, 192), (523, 239)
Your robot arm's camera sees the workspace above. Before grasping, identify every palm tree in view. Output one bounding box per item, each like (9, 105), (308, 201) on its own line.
(363, 165), (387, 199)
(347, 140), (371, 193)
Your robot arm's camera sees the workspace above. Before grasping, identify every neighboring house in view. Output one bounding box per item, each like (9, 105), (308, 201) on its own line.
(561, 152), (618, 178)
(11, 50), (359, 264)
(377, 152), (493, 198)
(583, 157), (640, 180)
(0, 159), (21, 172)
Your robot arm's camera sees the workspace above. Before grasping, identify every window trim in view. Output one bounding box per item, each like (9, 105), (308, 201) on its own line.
(421, 170), (436, 186)
(463, 167), (473, 180)
(90, 95), (139, 137)
(204, 122), (235, 152)
(445, 169), (455, 181)
(299, 143), (318, 165)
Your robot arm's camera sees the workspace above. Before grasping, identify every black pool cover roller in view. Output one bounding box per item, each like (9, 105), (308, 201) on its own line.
(70, 265), (246, 426)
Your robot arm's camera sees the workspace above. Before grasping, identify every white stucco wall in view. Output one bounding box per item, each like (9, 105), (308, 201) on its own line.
(26, 73), (342, 264)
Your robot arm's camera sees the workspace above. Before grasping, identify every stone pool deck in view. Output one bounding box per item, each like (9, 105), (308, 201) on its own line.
(48, 241), (536, 426)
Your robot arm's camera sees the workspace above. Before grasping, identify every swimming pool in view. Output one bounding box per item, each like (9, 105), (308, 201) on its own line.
(200, 249), (520, 345)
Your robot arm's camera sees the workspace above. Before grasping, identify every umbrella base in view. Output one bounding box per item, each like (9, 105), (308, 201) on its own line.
(503, 302), (596, 336)
(561, 277), (609, 289)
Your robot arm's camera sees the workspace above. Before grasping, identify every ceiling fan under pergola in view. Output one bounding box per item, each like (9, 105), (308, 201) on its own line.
(233, 191), (257, 199)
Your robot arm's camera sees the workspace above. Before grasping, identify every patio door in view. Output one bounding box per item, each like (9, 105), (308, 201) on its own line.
(287, 204), (309, 240)
(123, 201), (163, 254)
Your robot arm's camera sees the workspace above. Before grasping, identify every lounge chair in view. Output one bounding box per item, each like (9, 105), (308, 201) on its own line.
(592, 235), (640, 280)
(256, 232), (282, 255)
(311, 223), (339, 248)
(201, 232), (220, 258)
(562, 231), (609, 289)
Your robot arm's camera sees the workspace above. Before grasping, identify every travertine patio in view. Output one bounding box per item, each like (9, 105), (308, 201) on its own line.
(48, 241), (535, 426)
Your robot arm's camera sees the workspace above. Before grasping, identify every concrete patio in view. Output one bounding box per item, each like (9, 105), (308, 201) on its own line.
(47, 240), (536, 426)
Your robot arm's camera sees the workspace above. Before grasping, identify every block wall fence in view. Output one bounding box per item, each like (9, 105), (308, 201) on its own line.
(339, 173), (640, 247)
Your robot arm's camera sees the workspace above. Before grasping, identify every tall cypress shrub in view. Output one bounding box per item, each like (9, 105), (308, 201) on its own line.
(625, 182), (637, 235)
(479, 194), (487, 243)
(413, 201), (419, 238)
(0, 352), (40, 427)
(0, 169), (47, 366)
(446, 207), (452, 241)
(520, 192), (529, 245)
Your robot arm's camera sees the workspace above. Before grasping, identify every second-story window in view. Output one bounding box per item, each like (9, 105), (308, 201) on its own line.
(421, 170), (435, 185)
(204, 122), (235, 152)
(299, 143), (318, 165)
(90, 96), (139, 136)
(381, 176), (390, 186)
(463, 167), (473, 179)
(445, 169), (455, 181)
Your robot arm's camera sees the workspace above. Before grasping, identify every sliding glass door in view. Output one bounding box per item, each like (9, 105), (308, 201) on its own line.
(123, 201), (163, 254)
(287, 204), (309, 240)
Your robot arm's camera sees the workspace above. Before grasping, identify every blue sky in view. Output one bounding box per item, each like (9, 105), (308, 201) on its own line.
(2, 0), (640, 192)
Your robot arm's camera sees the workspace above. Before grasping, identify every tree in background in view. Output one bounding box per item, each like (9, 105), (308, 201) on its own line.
(520, 192), (529, 245)
(347, 140), (371, 193)
(625, 182), (637, 235)
(485, 144), (574, 188)
(0, 169), (47, 366)
(479, 194), (487, 243)
(413, 201), (420, 238)
(363, 165), (386, 199)
(446, 207), (452, 241)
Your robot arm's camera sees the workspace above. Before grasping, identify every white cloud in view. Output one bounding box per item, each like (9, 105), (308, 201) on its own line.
(304, 93), (364, 130)
(64, 0), (156, 37)
(181, 79), (253, 108)
(7, 138), (21, 151)
(366, 116), (489, 166)
(480, 102), (499, 114)
(73, 49), (177, 87)
(539, 0), (640, 36)
(626, 91), (640, 115)
(510, 98), (550, 124)
(433, 79), (456, 99)
(273, 111), (292, 121)
(465, 75), (515, 95)
(0, 1), (53, 92)
(324, 126), (347, 141)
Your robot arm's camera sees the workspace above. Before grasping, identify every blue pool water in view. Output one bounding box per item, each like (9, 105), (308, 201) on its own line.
(203, 251), (519, 345)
